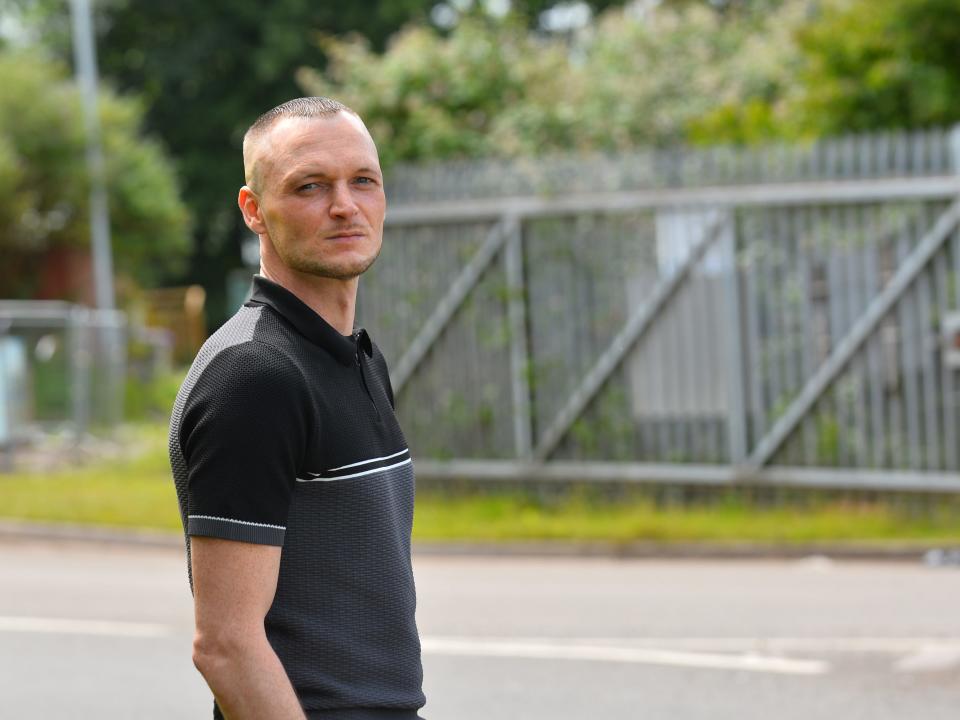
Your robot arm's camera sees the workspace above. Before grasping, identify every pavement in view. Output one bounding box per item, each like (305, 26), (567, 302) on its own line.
(1, 527), (960, 719)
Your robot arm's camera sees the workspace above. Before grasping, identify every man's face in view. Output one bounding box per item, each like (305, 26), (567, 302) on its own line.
(244, 113), (386, 281)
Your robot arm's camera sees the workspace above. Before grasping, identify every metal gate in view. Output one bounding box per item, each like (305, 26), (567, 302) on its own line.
(358, 127), (960, 491)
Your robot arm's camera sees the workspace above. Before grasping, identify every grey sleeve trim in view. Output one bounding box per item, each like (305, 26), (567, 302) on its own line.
(187, 515), (285, 546)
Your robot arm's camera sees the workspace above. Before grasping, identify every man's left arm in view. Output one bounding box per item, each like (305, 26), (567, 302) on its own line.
(191, 537), (305, 720)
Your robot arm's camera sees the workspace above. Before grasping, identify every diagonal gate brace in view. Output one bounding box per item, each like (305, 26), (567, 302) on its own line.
(391, 217), (514, 394)
(534, 214), (729, 461)
(742, 198), (960, 475)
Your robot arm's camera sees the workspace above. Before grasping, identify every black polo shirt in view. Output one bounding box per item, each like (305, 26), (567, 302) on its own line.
(169, 275), (425, 720)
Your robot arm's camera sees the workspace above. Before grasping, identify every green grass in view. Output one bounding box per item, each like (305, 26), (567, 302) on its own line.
(0, 425), (183, 531)
(413, 493), (960, 544)
(1, 423), (959, 545)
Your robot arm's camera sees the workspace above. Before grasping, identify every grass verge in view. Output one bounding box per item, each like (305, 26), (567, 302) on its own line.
(413, 492), (960, 545)
(2, 424), (960, 545)
(0, 425), (182, 531)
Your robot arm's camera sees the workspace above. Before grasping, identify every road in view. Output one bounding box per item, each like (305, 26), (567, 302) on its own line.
(0, 539), (958, 719)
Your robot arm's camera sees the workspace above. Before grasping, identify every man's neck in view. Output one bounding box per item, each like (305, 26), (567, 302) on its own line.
(259, 263), (358, 336)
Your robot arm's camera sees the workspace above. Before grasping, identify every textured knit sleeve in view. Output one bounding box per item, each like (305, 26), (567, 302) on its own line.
(177, 341), (311, 546)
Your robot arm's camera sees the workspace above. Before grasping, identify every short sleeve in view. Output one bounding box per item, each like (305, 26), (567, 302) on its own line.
(178, 341), (311, 546)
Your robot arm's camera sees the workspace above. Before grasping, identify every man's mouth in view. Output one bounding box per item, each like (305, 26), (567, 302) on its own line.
(326, 231), (365, 241)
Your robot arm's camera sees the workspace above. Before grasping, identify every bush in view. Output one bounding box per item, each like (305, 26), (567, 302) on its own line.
(124, 370), (184, 422)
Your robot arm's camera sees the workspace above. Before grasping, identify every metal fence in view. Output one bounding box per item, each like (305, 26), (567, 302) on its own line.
(358, 126), (960, 492)
(0, 302), (127, 451)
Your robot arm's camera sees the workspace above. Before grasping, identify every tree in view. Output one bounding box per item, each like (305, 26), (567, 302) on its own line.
(298, 17), (577, 166)
(0, 48), (189, 300)
(685, 0), (809, 144)
(690, 0), (960, 143)
(790, 0), (960, 134)
(297, 4), (763, 163)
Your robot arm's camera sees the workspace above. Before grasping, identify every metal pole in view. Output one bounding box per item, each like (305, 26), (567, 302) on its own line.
(720, 215), (748, 465)
(0, 320), (12, 472)
(69, 0), (115, 311)
(503, 217), (533, 460)
(949, 125), (960, 176)
(68, 306), (91, 442)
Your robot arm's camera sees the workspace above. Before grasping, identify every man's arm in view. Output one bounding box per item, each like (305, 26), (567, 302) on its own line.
(191, 536), (306, 720)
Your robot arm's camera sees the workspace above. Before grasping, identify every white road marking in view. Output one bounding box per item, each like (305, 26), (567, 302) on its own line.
(792, 555), (835, 573)
(0, 616), (170, 638)
(4, 615), (957, 677)
(421, 637), (829, 675)
(441, 636), (960, 654)
(895, 644), (960, 673)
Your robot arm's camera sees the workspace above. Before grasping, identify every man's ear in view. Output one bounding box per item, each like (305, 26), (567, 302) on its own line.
(238, 186), (267, 235)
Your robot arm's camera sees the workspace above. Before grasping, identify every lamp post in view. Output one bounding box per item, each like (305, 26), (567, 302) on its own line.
(68, 0), (125, 435)
(69, 0), (115, 311)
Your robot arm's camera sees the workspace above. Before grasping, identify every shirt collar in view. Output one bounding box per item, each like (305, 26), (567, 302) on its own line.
(248, 275), (373, 366)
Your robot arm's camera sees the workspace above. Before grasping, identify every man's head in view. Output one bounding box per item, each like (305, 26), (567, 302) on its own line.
(238, 97), (385, 282)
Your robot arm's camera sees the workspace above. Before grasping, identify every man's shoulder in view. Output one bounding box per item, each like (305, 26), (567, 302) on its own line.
(199, 303), (285, 354)
(195, 303), (298, 365)
(183, 306), (307, 400)
(194, 340), (305, 393)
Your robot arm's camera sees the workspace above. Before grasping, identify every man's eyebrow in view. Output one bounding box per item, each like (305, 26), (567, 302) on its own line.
(284, 166), (382, 182)
(281, 167), (329, 183)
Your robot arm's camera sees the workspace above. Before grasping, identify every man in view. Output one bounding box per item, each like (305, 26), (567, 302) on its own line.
(169, 97), (426, 720)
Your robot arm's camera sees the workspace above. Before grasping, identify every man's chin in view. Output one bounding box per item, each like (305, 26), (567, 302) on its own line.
(291, 257), (378, 281)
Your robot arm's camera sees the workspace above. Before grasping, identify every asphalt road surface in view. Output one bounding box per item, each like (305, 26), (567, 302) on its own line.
(1, 538), (959, 719)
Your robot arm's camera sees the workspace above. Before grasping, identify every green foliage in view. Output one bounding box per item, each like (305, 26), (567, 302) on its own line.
(31, 354), (71, 420)
(575, 4), (752, 149)
(299, 7), (763, 164)
(0, 48), (190, 297)
(816, 414), (841, 465)
(99, 96), (192, 287)
(299, 0), (960, 159)
(686, 1), (809, 143)
(693, 0), (960, 142)
(0, 51), (88, 255)
(299, 17), (574, 166)
(791, 0), (960, 134)
(124, 370), (184, 422)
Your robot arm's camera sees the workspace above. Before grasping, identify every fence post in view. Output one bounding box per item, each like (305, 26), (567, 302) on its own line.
(103, 312), (127, 430)
(950, 124), (960, 176)
(0, 319), (12, 471)
(504, 216), (533, 460)
(721, 215), (748, 466)
(68, 305), (91, 443)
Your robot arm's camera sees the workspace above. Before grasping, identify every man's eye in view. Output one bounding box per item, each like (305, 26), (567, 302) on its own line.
(298, 182), (321, 191)
(354, 177), (374, 185)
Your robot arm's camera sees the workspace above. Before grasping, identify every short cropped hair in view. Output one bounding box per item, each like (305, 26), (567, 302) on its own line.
(242, 96), (360, 189)
(245, 96), (358, 143)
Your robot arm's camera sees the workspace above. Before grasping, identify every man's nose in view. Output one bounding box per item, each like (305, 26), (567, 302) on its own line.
(329, 182), (359, 219)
